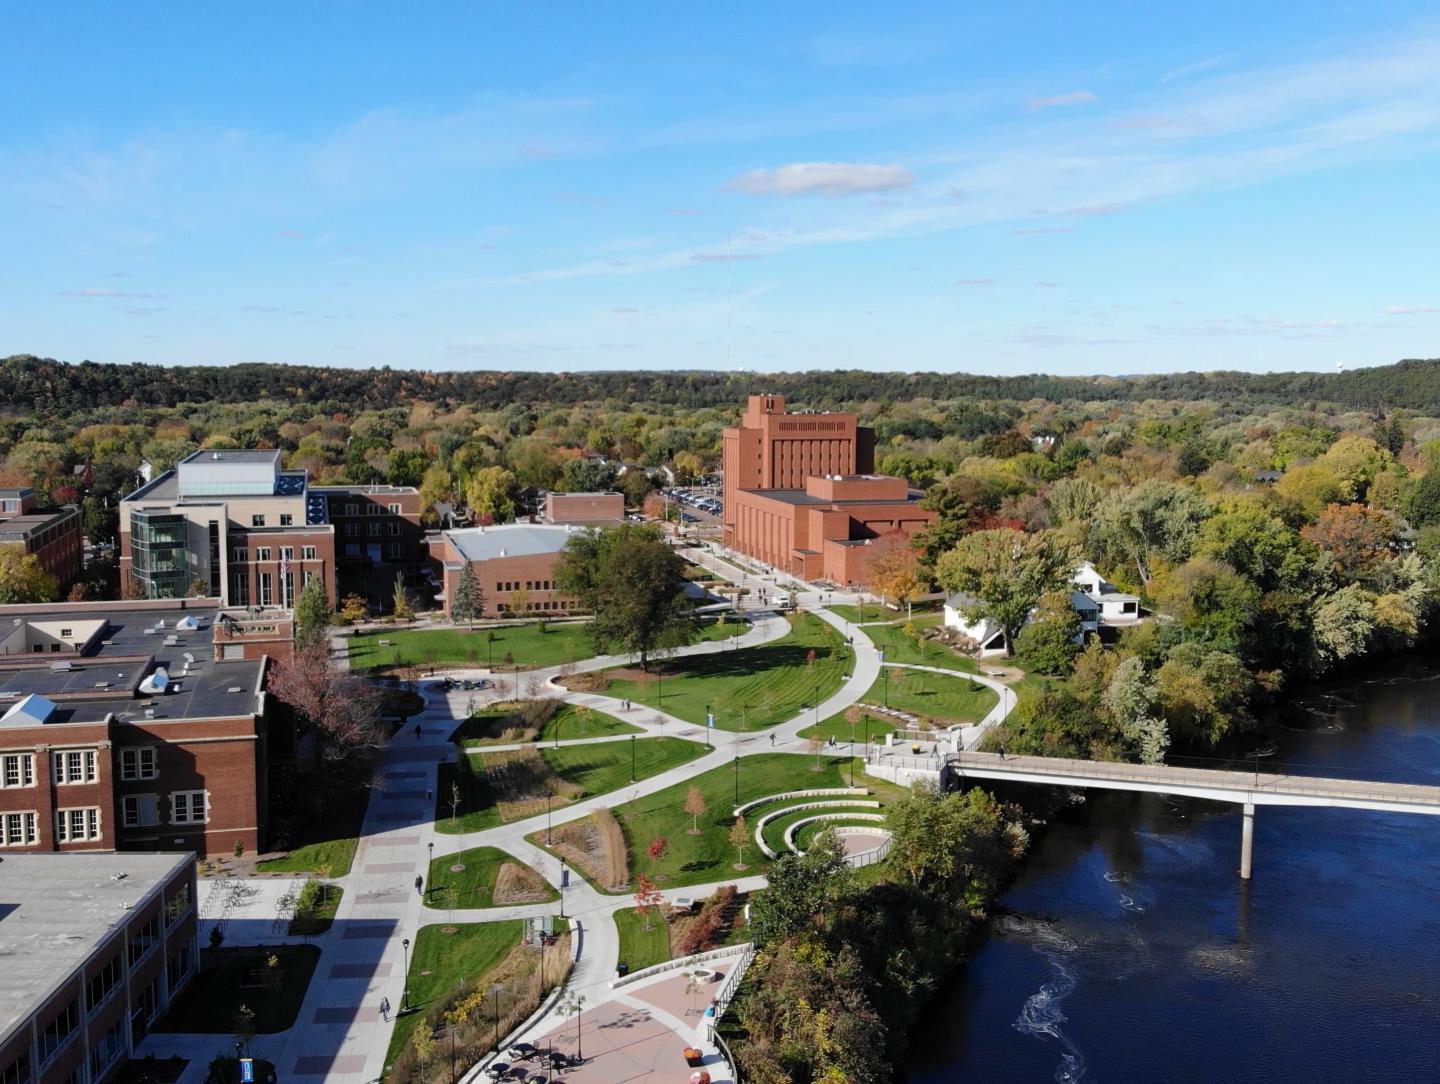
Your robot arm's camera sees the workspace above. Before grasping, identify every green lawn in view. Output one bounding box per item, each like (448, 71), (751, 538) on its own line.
(861, 614), (980, 673)
(826, 603), (899, 624)
(602, 752), (905, 891)
(600, 613), (854, 732)
(435, 737), (708, 834)
(614, 906), (672, 972)
(156, 946), (320, 1033)
(256, 836), (359, 877)
(386, 921), (524, 1064)
(452, 702), (641, 748)
(424, 846), (558, 909)
(288, 882), (343, 936)
(757, 805), (880, 855)
(349, 622), (602, 671)
(798, 665), (997, 742)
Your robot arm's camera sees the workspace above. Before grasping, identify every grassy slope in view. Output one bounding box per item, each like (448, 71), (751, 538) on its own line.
(424, 846), (559, 909)
(798, 665), (998, 742)
(602, 613), (854, 732)
(386, 921), (524, 1063)
(256, 836), (359, 877)
(453, 703), (641, 748)
(614, 906), (673, 971)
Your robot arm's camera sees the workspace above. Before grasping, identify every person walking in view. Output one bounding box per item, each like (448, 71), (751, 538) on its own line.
(425, 784), (433, 803)
(998, 744), (1006, 761)
(769, 733), (776, 747)
(415, 874), (424, 896)
(415, 723), (422, 740)
(379, 996), (391, 1022)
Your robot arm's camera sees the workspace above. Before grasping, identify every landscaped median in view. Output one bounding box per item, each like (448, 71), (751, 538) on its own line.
(449, 700), (640, 747)
(572, 613), (854, 732)
(384, 918), (573, 1084)
(434, 735), (708, 834)
(797, 664), (998, 743)
(349, 621), (600, 673)
(527, 752), (908, 893)
(423, 845), (558, 911)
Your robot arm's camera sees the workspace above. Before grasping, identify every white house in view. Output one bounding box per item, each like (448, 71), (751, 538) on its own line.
(943, 562), (1143, 654)
(1072, 561), (1142, 626)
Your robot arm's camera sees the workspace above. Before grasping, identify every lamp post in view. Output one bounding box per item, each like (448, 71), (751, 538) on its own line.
(879, 649), (889, 707)
(490, 982), (503, 1052)
(630, 733), (637, 783)
(401, 937), (411, 1012)
(733, 755), (740, 806)
(427, 840), (433, 866)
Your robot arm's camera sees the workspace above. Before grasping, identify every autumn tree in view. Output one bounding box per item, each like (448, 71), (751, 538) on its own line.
(1301, 503), (1399, 585)
(646, 836), (668, 861)
(633, 874), (664, 930)
(683, 785), (706, 835)
(730, 815), (750, 870)
(465, 465), (518, 523)
(0, 547), (58, 604)
(266, 642), (385, 808)
(935, 528), (1076, 658)
(865, 531), (922, 613)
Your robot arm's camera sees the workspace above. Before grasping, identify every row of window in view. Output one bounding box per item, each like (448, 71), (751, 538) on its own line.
(230, 568), (317, 608)
(0, 791), (207, 847)
(344, 521), (403, 536)
(496, 580), (555, 592)
(342, 502), (403, 515)
(342, 542), (403, 559)
(249, 513), (294, 527)
(1, 750), (100, 787)
(232, 544), (319, 562)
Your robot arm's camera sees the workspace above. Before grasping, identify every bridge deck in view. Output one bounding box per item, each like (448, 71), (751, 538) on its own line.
(947, 751), (1440, 813)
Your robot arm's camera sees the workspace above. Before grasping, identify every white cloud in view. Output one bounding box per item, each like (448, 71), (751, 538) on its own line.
(1384, 304), (1438, 314)
(1028, 90), (1099, 110)
(955, 278), (994, 285)
(1162, 54), (1236, 83)
(62, 288), (164, 299)
(725, 162), (914, 197)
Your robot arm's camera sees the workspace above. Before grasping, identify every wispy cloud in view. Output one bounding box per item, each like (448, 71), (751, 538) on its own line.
(1162, 54), (1236, 83)
(691, 252), (763, 263)
(1384, 304), (1438, 314)
(62, 288), (164, 299)
(726, 162), (914, 197)
(1028, 90), (1098, 110)
(955, 278), (994, 285)
(1013, 226), (1074, 236)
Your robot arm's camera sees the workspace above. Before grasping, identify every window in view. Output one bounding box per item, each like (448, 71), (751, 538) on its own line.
(87, 953), (123, 1015)
(232, 547), (248, 562)
(171, 790), (207, 824)
(345, 502), (359, 516)
(388, 503), (400, 514)
(256, 546), (271, 562)
(302, 545), (316, 560)
(128, 913), (160, 967)
(386, 542), (401, 561)
(165, 883), (191, 925)
(230, 569), (250, 606)
(60, 627), (72, 638)
(90, 1018), (125, 1079)
(279, 513), (293, 526)
(1, 753), (34, 788)
(1, 1054), (30, 1084)
(251, 514), (266, 527)
(120, 747), (158, 781)
(345, 523), (359, 537)
(56, 807), (101, 842)
(52, 749), (97, 784)
(344, 543), (360, 557)
(38, 999), (79, 1067)
(122, 794), (159, 828)
(388, 521), (401, 535)
(167, 941), (195, 991)
(280, 546), (294, 561)
(259, 573), (273, 606)
(368, 522), (381, 536)
(1, 812), (36, 846)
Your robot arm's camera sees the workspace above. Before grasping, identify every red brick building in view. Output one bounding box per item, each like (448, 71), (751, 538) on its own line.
(427, 523), (587, 619)
(0, 852), (197, 1084)
(0, 487), (83, 592)
(721, 395), (933, 585)
(0, 598), (272, 857)
(543, 491), (625, 526)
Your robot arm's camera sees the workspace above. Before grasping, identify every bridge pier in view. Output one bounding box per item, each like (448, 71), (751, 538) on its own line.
(1239, 803), (1255, 880)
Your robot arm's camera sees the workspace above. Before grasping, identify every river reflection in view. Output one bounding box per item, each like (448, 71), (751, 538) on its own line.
(909, 658), (1440, 1084)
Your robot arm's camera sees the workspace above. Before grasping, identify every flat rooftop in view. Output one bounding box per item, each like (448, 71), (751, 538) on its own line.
(124, 467), (308, 504)
(446, 523), (578, 563)
(0, 605), (265, 723)
(0, 507), (77, 539)
(738, 488), (924, 507)
(0, 852), (191, 1043)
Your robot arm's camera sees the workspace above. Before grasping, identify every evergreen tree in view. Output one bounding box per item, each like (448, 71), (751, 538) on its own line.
(293, 576), (330, 650)
(452, 562), (481, 628)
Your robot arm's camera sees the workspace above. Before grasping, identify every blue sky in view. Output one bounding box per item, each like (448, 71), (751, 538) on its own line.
(4, 2), (1440, 375)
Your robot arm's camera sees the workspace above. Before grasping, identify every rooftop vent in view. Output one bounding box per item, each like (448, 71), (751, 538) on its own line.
(50, 660), (73, 672)
(138, 666), (170, 696)
(227, 686), (243, 694)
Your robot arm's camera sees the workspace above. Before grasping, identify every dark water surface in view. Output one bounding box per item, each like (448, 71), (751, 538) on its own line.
(910, 659), (1440, 1083)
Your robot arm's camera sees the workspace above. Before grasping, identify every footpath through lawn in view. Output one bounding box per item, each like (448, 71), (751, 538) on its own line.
(596, 613), (854, 732)
(798, 664), (998, 742)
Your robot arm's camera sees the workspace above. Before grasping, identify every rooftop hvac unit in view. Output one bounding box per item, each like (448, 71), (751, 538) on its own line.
(49, 660), (73, 672)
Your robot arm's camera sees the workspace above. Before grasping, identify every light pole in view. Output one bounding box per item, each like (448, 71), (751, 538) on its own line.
(879, 649), (889, 707)
(630, 734), (637, 782)
(427, 840), (433, 866)
(401, 937), (411, 1012)
(490, 982), (503, 1052)
(733, 755), (740, 806)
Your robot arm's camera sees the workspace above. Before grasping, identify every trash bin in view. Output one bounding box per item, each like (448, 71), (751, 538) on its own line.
(616, 962), (629, 977)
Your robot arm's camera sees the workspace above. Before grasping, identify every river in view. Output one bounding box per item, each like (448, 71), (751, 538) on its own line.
(910, 658), (1440, 1083)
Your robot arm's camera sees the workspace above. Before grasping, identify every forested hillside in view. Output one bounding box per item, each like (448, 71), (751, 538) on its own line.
(4, 354), (1440, 413)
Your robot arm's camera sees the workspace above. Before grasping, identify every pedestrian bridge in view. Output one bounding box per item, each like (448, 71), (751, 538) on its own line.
(946, 751), (1440, 878)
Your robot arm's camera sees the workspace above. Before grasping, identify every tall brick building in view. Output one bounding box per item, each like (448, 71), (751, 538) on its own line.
(0, 487), (83, 593)
(428, 523), (589, 620)
(721, 395), (933, 585)
(0, 598), (272, 857)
